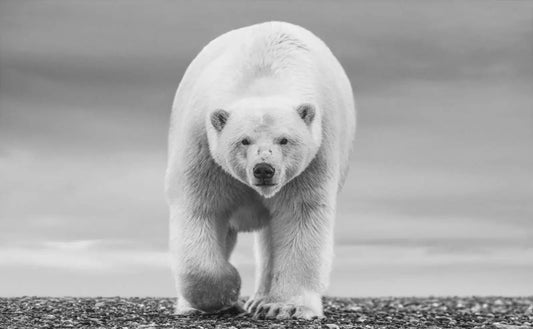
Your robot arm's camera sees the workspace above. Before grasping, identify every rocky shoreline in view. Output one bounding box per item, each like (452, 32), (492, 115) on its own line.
(1, 296), (532, 328)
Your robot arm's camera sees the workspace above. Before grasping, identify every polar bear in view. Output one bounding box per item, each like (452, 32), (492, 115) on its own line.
(165, 21), (356, 319)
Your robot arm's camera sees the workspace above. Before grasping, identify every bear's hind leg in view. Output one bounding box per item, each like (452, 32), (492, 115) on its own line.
(224, 228), (238, 260)
(244, 226), (273, 313)
(245, 194), (335, 320)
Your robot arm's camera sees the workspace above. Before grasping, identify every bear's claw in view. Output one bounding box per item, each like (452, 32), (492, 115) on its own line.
(245, 297), (321, 320)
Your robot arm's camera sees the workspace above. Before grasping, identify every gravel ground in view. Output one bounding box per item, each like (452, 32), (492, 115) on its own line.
(1, 297), (532, 329)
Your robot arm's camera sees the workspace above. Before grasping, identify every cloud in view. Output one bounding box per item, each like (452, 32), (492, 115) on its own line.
(0, 0), (532, 296)
(0, 239), (168, 271)
(0, 148), (168, 245)
(1, 1), (531, 103)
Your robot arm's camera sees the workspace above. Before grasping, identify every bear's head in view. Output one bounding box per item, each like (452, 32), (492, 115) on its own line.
(206, 96), (321, 198)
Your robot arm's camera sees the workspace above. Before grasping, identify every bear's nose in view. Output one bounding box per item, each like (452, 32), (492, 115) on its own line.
(253, 163), (275, 179)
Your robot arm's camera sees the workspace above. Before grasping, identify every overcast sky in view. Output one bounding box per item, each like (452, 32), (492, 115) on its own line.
(1, 1), (532, 297)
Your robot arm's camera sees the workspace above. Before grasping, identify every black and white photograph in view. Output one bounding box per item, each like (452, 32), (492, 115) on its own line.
(1, 1), (532, 328)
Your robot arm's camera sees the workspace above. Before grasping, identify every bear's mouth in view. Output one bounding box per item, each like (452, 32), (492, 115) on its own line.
(254, 183), (277, 186)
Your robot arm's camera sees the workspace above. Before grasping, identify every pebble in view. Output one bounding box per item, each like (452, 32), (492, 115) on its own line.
(325, 324), (339, 329)
(0, 296), (531, 328)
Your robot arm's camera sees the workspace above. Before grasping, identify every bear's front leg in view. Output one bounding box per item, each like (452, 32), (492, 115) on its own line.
(245, 194), (335, 320)
(169, 203), (241, 314)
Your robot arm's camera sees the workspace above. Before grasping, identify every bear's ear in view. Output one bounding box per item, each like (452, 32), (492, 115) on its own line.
(296, 103), (315, 126)
(210, 109), (230, 132)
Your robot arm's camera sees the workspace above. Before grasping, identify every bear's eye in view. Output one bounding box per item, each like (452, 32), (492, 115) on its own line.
(241, 138), (251, 146)
(279, 138), (288, 145)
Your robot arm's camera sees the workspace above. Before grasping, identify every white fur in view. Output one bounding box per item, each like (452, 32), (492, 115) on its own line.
(166, 21), (356, 319)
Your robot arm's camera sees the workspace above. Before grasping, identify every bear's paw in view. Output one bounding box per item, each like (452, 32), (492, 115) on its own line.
(245, 296), (323, 320)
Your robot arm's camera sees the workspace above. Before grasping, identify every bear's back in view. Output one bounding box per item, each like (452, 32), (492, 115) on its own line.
(171, 21), (349, 127)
